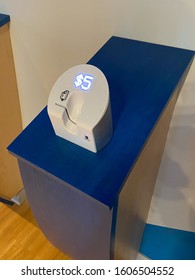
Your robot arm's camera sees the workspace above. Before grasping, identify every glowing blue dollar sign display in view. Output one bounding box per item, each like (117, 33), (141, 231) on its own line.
(74, 74), (84, 88)
(74, 73), (94, 91)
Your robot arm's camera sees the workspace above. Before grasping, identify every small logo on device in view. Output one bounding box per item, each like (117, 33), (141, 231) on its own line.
(60, 90), (69, 101)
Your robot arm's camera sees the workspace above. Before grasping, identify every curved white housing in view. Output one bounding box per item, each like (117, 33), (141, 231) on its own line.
(48, 64), (113, 152)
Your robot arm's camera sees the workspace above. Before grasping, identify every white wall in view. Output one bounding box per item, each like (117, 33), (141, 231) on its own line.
(116, 0), (195, 50)
(1, 1), (195, 230)
(0, 0), (119, 126)
(0, 0), (194, 126)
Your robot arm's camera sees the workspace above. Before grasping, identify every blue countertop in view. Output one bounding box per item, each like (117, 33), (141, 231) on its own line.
(0, 13), (10, 27)
(8, 36), (194, 208)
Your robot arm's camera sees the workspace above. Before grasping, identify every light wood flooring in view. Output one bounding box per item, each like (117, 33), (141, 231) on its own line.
(0, 200), (70, 260)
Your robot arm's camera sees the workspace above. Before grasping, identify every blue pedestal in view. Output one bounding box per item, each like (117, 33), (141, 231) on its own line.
(8, 36), (194, 259)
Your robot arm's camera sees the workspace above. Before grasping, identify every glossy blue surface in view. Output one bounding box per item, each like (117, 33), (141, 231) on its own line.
(140, 224), (195, 259)
(0, 13), (10, 27)
(8, 37), (194, 207)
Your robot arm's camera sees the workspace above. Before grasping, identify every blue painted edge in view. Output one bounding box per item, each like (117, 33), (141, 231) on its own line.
(139, 223), (195, 260)
(0, 14), (10, 28)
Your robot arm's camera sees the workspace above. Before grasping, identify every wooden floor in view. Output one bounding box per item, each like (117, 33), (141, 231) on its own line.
(0, 200), (70, 260)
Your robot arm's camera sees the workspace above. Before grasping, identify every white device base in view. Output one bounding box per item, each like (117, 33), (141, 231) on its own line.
(48, 64), (113, 152)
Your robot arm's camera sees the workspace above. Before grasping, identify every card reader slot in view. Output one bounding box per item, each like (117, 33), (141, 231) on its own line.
(55, 103), (76, 125)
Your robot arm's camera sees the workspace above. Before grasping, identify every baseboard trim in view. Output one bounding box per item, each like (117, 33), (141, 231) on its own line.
(0, 197), (14, 206)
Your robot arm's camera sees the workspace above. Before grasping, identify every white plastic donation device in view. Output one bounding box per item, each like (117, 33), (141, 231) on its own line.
(47, 64), (113, 153)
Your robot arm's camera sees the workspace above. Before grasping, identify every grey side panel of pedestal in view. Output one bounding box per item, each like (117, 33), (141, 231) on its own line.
(18, 160), (113, 260)
(113, 60), (193, 260)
